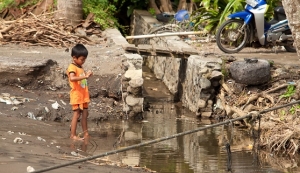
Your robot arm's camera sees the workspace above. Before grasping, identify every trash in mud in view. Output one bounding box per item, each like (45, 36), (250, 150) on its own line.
(45, 106), (50, 113)
(37, 136), (46, 142)
(0, 93), (33, 105)
(13, 137), (23, 144)
(27, 112), (36, 120)
(11, 106), (18, 111)
(7, 131), (14, 134)
(51, 101), (60, 110)
(60, 100), (67, 105)
(27, 166), (35, 173)
(71, 151), (78, 156)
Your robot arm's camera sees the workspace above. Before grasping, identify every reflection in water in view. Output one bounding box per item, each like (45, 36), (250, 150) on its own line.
(76, 101), (286, 173)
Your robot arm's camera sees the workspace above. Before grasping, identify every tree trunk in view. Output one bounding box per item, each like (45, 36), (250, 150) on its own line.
(282, 0), (300, 56)
(159, 0), (173, 12)
(167, 0), (174, 12)
(187, 2), (194, 13)
(56, 0), (83, 26)
(177, 0), (187, 11)
(148, 0), (161, 14)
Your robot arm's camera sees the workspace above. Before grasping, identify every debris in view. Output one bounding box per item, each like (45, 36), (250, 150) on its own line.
(51, 101), (60, 109)
(27, 166), (35, 173)
(71, 151), (78, 156)
(27, 112), (37, 120)
(45, 106), (50, 112)
(37, 136), (46, 142)
(7, 131), (14, 134)
(36, 117), (44, 121)
(0, 12), (103, 48)
(11, 106), (18, 111)
(13, 137), (23, 144)
(60, 100), (66, 105)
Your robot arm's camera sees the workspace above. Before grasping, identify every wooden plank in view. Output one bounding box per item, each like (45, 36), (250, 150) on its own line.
(123, 43), (199, 57)
(168, 46), (183, 54)
(137, 44), (153, 53)
(122, 44), (138, 52)
(153, 45), (171, 54)
(182, 47), (199, 55)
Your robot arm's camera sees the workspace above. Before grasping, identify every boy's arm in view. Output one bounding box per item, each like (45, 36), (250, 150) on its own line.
(69, 72), (91, 82)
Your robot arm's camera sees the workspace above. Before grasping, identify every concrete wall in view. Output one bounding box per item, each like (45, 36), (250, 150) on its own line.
(131, 10), (223, 117)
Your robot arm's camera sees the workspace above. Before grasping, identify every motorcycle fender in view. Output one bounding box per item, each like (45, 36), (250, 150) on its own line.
(228, 11), (253, 24)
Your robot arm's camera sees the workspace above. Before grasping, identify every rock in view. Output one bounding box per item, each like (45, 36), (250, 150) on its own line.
(197, 99), (206, 108)
(129, 78), (144, 88)
(200, 78), (211, 89)
(125, 95), (143, 106)
(201, 112), (212, 118)
(229, 59), (271, 85)
(124, 69), (142, 80)
(209, 70), (223, 80)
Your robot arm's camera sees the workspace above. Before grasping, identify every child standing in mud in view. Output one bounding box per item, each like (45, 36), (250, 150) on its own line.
(67, 44), (93, 140)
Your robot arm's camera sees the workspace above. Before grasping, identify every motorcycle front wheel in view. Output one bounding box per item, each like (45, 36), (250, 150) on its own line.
(284, 41), (296, 52)
(216, 19), (250, 53)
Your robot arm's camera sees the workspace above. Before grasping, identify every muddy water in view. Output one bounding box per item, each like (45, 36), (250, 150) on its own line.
(66, 67), (288, 173)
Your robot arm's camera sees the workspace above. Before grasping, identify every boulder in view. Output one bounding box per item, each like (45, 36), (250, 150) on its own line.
(229, 58), (271, 85)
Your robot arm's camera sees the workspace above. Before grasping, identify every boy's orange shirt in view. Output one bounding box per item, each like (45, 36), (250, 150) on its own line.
(67, 63), (90, 105)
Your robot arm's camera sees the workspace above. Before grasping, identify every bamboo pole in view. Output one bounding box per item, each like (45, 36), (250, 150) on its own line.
(126, 31), (206, 39)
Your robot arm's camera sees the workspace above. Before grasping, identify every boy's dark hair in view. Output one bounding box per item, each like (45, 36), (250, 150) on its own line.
(71, 44), (88, 58)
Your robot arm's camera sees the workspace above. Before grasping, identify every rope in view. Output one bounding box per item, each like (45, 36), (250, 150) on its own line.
(32, 100), (300, 173)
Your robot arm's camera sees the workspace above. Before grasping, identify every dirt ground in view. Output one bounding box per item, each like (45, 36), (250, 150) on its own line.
(0, 43), (153, 173)
(0, 41), (299, 173)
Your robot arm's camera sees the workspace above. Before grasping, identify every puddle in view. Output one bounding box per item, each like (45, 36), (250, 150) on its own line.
(62, 66), (295, 173)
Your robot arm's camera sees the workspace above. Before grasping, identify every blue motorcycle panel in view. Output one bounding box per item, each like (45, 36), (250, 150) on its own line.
(228, 11), (253, 24)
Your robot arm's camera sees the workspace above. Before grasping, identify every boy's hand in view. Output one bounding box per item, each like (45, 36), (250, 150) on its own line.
(86, 70), (93, 78)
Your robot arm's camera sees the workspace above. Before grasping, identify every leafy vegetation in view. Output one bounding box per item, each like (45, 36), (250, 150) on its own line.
(0, 0), (43, 11)
(191, 0), (281, 33)
(82, 0), (149, 30)
(0, 0), (15, 11)
(83, 0), (118, 30)
(289, 104), (300, 114)
(280, 85), (295, 98)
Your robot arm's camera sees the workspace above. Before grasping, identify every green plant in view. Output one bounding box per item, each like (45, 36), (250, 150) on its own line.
(0, 0), (15, 11)
(280, 110), (286, 121)
(191, 0), (245, 33)
(83, 0), (118, 30)
(18, 0), (40, 9)
(280, 85), (295, 98)
(221, 59), (229, 79)
(148, 8), (156, 16)
(289, 104), (300, 114)
(82, 0), (149, 31)
(191, 0), (282, 34)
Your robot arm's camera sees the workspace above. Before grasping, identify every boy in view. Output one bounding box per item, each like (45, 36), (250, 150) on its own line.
(67, 44), (93, 140)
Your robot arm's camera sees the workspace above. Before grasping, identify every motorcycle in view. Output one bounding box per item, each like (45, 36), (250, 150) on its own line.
(215, 0), (296, 53)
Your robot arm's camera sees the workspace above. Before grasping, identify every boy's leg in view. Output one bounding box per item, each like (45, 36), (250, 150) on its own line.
(82, 103), (89, 138)
(70, 109), (83, 140)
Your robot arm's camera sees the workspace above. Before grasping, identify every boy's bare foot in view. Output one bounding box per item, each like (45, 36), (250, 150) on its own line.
(83, 134), (90, 139)
(70, 136), (84, 140)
